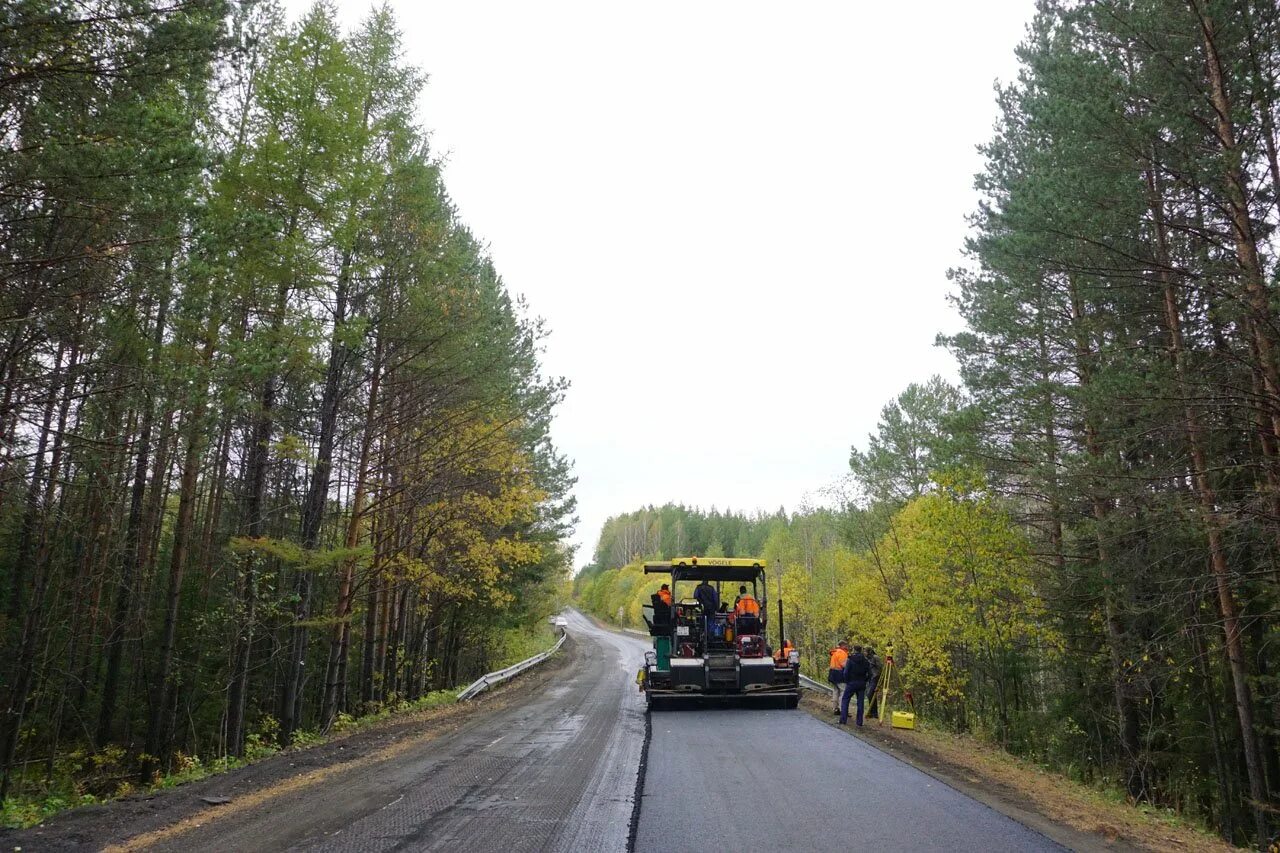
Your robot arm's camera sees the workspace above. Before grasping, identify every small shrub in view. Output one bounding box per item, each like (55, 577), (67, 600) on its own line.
(291, 729), (322, 748)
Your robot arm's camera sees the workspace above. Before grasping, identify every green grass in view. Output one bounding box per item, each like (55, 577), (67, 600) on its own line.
(1, 791), (100, 830)
(494, 621), (559, 669)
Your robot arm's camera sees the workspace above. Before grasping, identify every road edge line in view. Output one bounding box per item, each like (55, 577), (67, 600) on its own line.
(627, 703), (652, 853)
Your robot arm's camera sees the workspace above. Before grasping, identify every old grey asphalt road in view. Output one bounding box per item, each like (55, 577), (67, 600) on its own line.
(634, 705), (1063, 853)
(280, 608), (647, 852)
(137, 608), (649, 852)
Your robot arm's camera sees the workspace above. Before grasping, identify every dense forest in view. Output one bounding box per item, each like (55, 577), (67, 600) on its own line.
(0, 0), (572, 813)
(579, 0), (1280, 845)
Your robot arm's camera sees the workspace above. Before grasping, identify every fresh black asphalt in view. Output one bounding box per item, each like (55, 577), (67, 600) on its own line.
(633, 691), (1063, 853)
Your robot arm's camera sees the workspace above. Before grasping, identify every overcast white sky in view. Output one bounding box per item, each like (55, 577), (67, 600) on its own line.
(285, 1), (1036, 568)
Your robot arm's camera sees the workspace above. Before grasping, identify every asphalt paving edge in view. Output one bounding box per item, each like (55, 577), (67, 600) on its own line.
(800, 698), (1140, 853)
(627, 704), (652, 853)
(574, 607), (657, 853)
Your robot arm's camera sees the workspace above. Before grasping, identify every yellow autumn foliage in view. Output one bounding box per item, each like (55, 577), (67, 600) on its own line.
(773, 479), (1057, 715)
(391, 417), (546, 607)
(580, 482), (1056, 730)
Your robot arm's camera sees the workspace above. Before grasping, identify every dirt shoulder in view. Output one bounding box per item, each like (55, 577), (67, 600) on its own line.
(2, 636), (576, 851)
(800, 693), (1236, 853)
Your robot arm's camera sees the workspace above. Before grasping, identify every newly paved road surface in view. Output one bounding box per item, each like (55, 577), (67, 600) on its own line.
(634, 706), (1062, 853)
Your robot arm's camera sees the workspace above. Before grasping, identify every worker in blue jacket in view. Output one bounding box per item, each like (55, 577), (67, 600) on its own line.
(839, 645), (872, 726)
(693, 579), (719, 646)
(693, 578), (719, 614)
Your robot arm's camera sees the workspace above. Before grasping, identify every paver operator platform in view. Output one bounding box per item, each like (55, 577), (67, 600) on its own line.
(638, 557), (800, 710)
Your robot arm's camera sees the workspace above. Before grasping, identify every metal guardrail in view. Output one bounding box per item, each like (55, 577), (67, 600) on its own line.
(457, 628), (568, 701)
(798, 673), (830, 694)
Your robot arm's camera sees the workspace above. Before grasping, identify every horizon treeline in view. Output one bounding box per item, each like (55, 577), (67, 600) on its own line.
(0, 0), (572, 806)
(580, 0), (1280, 844)
(583, 504), (786, 573)
(574, 504), (792, 625)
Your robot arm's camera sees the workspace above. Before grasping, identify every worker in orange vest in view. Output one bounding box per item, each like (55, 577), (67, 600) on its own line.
(827, 641), (849, 715)
(774, 639), (795, 666)
(657, 583), (672, 606)
(733, 585), (760, 616)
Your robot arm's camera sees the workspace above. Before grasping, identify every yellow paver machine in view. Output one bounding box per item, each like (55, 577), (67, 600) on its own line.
(638, 557), (800, 710)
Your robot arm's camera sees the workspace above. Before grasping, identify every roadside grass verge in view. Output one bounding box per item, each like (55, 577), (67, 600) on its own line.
(892, 723), (1237, 852)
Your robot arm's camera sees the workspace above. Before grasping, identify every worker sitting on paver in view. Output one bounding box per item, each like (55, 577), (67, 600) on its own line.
(657, 583), (672, 606)
(733, 585), (760, 616)
(774, 639), (795, 666)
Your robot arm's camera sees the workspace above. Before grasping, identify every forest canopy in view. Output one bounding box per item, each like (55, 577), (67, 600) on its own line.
(0, 0), (573, 812)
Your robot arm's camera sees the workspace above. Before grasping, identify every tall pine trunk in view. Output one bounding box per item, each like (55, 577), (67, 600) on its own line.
(143, 319), (215, 773)
(99, 285), (170, 746)
(321, 332), (382, 729)
(1067, 275), (1148, 800)
(1191, 7), (1276, 836)
(282, 247), (356, 743)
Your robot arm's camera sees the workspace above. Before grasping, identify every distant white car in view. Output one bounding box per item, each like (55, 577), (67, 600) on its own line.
(554, 616), (569, 628)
